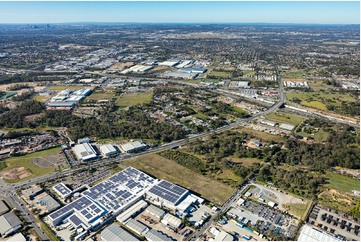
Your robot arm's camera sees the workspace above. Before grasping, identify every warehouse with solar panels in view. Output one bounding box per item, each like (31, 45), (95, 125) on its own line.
(53, 183), (72, 199)
(47, 167), (204, 238)
(145, 180), (203, 214)
(47, 167), (157, 231)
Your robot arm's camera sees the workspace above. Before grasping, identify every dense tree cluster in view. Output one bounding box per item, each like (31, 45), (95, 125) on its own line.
(257, 164), (326, 199)
(39, 105), (187, 142)
(0, 100), (45, 128)
(269, 127), (359, 170)
(7, 83), (31, 91)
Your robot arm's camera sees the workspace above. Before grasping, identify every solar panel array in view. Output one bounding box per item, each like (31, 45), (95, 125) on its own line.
(68, 214), (84, 227)
(49, 167), (158, 227)
(48, 195), (105, 225)
(53, 183), (72, 197)
(82, 167), (156, 212)
(147, 180), (188, 205)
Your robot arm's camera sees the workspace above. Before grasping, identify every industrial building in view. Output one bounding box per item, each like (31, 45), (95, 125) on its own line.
(99, 144), (119, 157)
(116, 200), (148, 224)
(279, 123), (295, 131)
(22, 185), (44, 200)
(47, 167), (202, 240)
(121, 65), (153, 74)
(37, 195), (61, 213)
(72, 143), (98, 161)
(298, 225), (341, 242)
(46, 101), (76, 108)
(125, 218), (150, 236)
(146, 180), (189, 210)
(53, 183), (73, 199)
(100, 223), (139, 241)
(145, 229), (175, 241)
(260, 119), (278, 127)
(0, 200), (9, 216)
(145, 205), (165, 220)
(120, 141), (147, 153)
(158, 59), (180, 67)
(47, 196), (107, 229)
(161, 213), (182, 229)
(82, 167), (157, 213)
(179, 67), (207, 74)
(0, 211), (22, 237)
(213, 230), (234, 241)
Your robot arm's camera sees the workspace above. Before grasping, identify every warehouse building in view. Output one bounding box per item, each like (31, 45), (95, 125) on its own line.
(260, 119), (278, 127)
(214, 230), (234, 241)
(145, 229), (175, 241)
(81, 167), (157, 214)
(22, 185), (44, 201)
(279, 123), (295, 131)
(0, 212), (22, 237)
(161, 213), (182, 229)
(47, 101), (76, 108)
(0, 200), (9, 216)
(53, 183), (72, 199)
(100, 223), (139, 241)
(180, 67), (207, 74)
(99, 144), (119, 157)
(146, 180), (189, 210)
(145, 205), (165, 220)
(116, 200), (148, 224)
(158, 59), (180, 67)
(47, 196), (107, 228)
(72, 143), (98, 162)
(298, 225), (341, 242)
(37, 195), (61, 213)
(121, 141), (147, 153)
(125, 218), (150, 236)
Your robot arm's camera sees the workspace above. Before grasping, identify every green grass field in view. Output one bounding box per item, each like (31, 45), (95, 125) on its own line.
(33, 95), (49, 102)
(233, 106), (249, 115)
(266, 112), (304, 125)
(116, 92), (153, 107)
(238, 128), (285, 142)
(85, 91), (116, 101)
(123, 153), (236, 205)
(325, 171), (360, 193)
(209, 71), (231, 78)
(230, 157), (262, 167)
(0, 147), (63, 182)
(286, 91), (356, 110)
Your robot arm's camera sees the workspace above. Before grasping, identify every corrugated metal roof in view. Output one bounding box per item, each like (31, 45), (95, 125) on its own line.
(101, 224), (139, 241)
(125, 218), (149, 235)
(145, 229), (175, 241)
(146, 205), (165, 218)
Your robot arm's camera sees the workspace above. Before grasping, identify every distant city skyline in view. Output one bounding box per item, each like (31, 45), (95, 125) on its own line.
(0, 1), (359, 24)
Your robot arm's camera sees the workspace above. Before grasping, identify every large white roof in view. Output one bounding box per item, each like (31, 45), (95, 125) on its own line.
(298, 225), (341, 242)
(72, 143), (97, 161)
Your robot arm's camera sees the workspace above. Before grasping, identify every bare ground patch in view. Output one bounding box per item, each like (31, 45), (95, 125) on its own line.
(0, 167), (31, 180)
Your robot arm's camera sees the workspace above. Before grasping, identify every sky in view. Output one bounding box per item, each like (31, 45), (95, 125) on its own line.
(0, 1), (359, 24)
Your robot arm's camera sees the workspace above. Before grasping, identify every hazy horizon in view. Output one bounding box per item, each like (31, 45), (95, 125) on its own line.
(0, 1), (359, 25)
